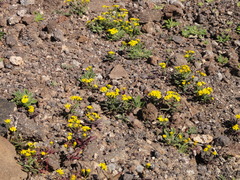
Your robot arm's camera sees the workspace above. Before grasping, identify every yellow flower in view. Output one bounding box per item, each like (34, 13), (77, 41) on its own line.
(86, 66), (92, 71)
(9, 126), (17, 132)
(28, 105), (35, 113)
(112, 5), (120, 8)
(128, 40), (139, 46)
(197, 71), (207, 76)
(197, 87), (213, 96)
(49, 141), (54, 145)
(193, 141), (198, 146)
(145, 163), (151, 169)
(21, 95), (29, 104)
(70, 96), (83, 101)
(70, 175), (77, 180)
(196, 81), (206, 87)
(41, 151), (47, 156)
(157, 115), (169, 122)
(67, 135), (72, 140)
(82, 126), (91, 132)
(102, 5), (110, 8)
(64, 103), (71, 110)
(63, 144), (68, 148)
(164, 91), (181, 102)
(175, 65), (191, 74)
(162, 134), (167, 138)
(73, 141), (77, 146)
(87, 105), (93, 109)
(122, 94), (133, 101)
(148, 90), (162, 99)
(178, 134), (182, 139)
(98, 163), (108, 170)
(93, 84), (98, 88)
(100, 87), (108, 93)
(235, 114), (240, 119)
(232, 124), (239, 131)
(159, 62), (166, 69)
(4, 119), (11, 124)
(107, 28), (118, 35)
(203, 147), (209, 152)
(212, 151), (218, 155)
(184, 54), (190, 58)
(108, 51), (115, 55)
(56, 168), (64, 175)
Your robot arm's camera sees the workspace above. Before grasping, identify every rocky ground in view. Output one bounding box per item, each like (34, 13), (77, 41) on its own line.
(0, 0), (239, 179)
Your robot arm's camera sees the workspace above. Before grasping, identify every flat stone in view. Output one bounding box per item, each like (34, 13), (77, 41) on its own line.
(191, 134), (213, 144)
(147, 56), (159, 65)
(8, 15), (21, 25)
(0, 136), (27, 180)
(9, 56), (24, 66)
(20, 0), (35, 5)
(214, 135), (231, 147)
(142, 103), (158, 121)
(171, 53), (188, 66)
(109, 64), (128, 79)
(172, 35), (186, 44)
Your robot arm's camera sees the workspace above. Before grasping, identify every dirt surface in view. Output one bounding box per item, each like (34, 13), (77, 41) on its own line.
(0, 0), (240, 179)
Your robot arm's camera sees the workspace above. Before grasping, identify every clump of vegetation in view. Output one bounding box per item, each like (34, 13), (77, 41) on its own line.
(181, 25), (207, 38)
(121, 39), (152, 59)
(12, 89), (37, 114)
(216, 32), (230, 43)
(64, 0), (90, 16)
(0, 29), (5, 40)
(79, 66), (98, 89)
(34, 12), (44, 22)
(87, 5), (140, 40)
(163, 18), (180, 29)
(216, 54), (228, 64)
(236, 24), (240, 34)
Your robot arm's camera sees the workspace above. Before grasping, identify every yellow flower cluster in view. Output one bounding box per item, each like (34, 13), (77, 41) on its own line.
(159, 62), (167, 69)
(203, 145), (218, 155)
(157, 115), (169, 122)
(197, 87), (213, 96)
(164, 91), (181, 102)
(9, 126), (17, 132)
(81, 78), (94, 83)
(108, 51), (115, 55)
(184, 50), (195, 58)
(20, 148), (36, 157)
(235, 114), (240, 119)
(86, 112), (100, 121)
(232, 124), (239, 131)
(81, 168), (91, 176)
(128, 39), (140, 46)
(175, 65), (191, 74)
(70, 96), (83, 101)
(67, 116), (91, 132)
(107, 28), (118, 35)
(196, 81), (206, 87)
(98, 163), (107, 170)
(21, 95), (29, 104)
(64, 0), (90, 4)
(122, 94), (133, 101)
(103, 87), (120, 98)
(148, 90), (162, 99)
(4, 119), (11, 124)
(28, 105), (35, 113)
(196, 70), (207, 76)
(56, 168), (64, 175)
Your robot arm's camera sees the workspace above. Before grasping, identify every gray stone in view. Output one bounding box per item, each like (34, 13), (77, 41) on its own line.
(141, 22), (156, 34)
(142, 103), (158, 121)
(52, 29), (65, 41)
(17, 9), (27, 17)
(108, 163), (116, 172)
(122, 173), (134, 180)
(5, 35), (18, 47)
(8, 15), (21, 25)
(109, 64), (128, 79)
(171, 53), (188, 66)
(0, 136), (27, 180)
(9, 56), (24, 66)
(172, 35), (186, 44)
(214, 135), (231, 147)
(0, 60), (4, 69)
(47, 154), (61, 170)
(20, 0), (35, 5)
(147, 56), (159, 65)
(136, 165), (144, 173)
(0, 99), (15, 135)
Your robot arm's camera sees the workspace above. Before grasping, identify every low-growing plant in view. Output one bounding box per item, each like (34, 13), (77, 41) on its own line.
(12, 89), (37, 113)
(216, 54), (228, 64)
(163, 18), (180, 29)
(184, 50), (195, 62)
(34, 12), (44, 22)
(100, 85), (143, 115)
(0, 29), (5, 40)
(236, 24), (240, 34)
(181, 25), (207, 38)
(162, 128), (194, 153)
(79, 66), (98, 89)
(121, 39), (152, 59)
(172, 65), (193, 92)
(64, 0), (90, 16)
(194, 83), (214, 102)
(216, 32), (230, 43)
(104, 51), (117, 61)
(87, 5), (140, 40)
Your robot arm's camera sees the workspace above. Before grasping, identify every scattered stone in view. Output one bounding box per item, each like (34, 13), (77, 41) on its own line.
(147, 56), (159, 65)
(109, 64), (128, 79)
(136, 164), (144, 173)
(5, 35), (19, 47)
(191, 134), (213, 144)
(47, 154), (61, 170)
(132, 119), (144, 129)
(8, 15), (21, 25)
(0, 60), (4, 69)
(9, 56), (24, 66)
(78, 35), (89, 43)
(222, 143), (240, 157)
(142, 103), (158, 121)
(22, 15), (34, 25)
(172, 35), (186, 44)
(0, 136), (27, 180)
(52, 29), (65, 41)
(141, 22), (156, 34)
(122, 173), (134, 180)
(20, 0), (35, 5)
(171, 53), (188, 66)
(214, 135), (231, 147)
(17, 9), (27, 17)
(163, 4), (183, 18)
(136, 10), (163, 23)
